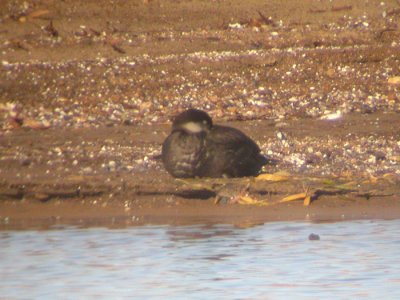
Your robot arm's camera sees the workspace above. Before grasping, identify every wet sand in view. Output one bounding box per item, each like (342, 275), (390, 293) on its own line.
(1, 0), (400, 229)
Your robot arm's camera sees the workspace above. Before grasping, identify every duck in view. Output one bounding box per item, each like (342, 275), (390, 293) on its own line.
(162, 109), (267, 178)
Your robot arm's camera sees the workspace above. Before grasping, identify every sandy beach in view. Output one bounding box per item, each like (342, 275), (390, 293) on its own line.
(1, 0), (400, 229)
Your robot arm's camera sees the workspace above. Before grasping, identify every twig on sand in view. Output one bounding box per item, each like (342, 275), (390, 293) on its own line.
(331, 5), (352, 12)
(111, 44), (126, 54)
(44, 20), (59, 37)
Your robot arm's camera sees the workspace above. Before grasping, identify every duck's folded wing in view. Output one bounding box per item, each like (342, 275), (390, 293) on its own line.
(210, 125), (261, 152)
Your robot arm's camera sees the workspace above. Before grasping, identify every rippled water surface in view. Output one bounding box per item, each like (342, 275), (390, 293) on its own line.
(1, 220), (400, 299)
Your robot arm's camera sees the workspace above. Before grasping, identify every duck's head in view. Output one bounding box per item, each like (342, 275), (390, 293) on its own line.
(172, 109), (213, 134)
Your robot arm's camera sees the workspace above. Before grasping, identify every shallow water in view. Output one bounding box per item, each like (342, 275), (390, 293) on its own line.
(1, 220), (400, 299)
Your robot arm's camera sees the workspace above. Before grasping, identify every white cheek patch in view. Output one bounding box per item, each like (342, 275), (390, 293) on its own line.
(182, 122), (204, 133)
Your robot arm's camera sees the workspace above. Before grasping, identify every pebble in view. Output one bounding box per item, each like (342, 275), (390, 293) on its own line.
(320, 111), (343, 121)
(20, 158), (32, 166)
(308, 233), (320, 241)
(228, 23), (243, 30)
(82, 167), (93, 174)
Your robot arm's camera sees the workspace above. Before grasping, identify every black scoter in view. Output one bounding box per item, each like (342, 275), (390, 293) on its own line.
(162, 109), (267, 178)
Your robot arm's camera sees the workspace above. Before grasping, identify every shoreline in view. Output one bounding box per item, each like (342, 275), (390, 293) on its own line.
(1, 116), (399, 230)
(1, 193), (400, 230)
(1, 0), (399, 230)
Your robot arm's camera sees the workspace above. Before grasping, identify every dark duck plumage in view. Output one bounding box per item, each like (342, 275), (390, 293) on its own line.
(162, 109), (267, 178)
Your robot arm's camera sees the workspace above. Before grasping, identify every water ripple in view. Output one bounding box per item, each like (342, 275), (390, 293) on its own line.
(1, 220), (400, 299)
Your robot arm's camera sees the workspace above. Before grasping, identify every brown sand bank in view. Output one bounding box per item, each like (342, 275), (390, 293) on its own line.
(1, 0), (400, 229)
